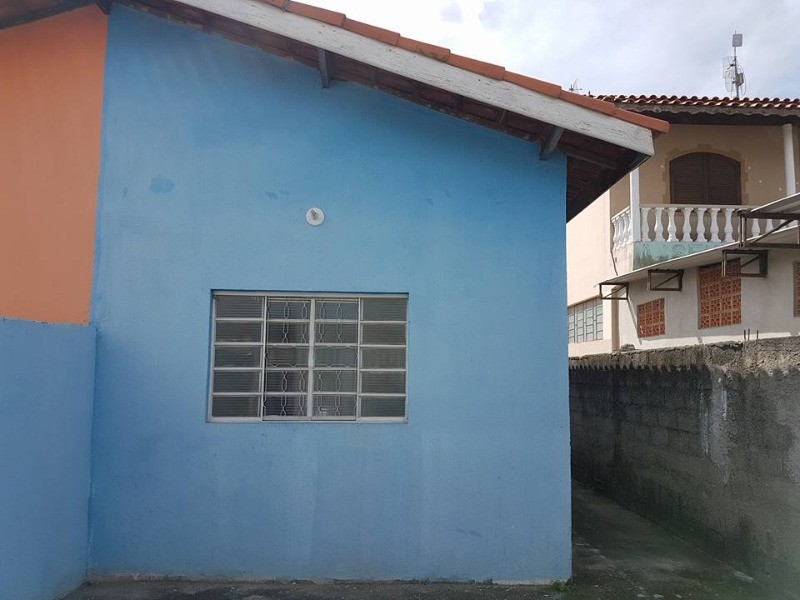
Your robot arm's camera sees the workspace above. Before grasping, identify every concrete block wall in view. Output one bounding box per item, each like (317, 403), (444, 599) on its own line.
(570, 339), (800, 591)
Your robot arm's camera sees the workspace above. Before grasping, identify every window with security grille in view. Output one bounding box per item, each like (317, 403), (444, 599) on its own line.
(567, 298), (603, 343)
(209, 293), (407, 422)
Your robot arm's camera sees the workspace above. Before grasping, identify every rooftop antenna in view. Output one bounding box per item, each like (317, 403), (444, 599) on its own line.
(568, 79), (583, 93)
(723, 32), (746, 99)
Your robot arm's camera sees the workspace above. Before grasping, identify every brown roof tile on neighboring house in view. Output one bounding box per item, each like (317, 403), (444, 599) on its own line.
(592, 94), (800, 126)
(595, 95), (800, 109)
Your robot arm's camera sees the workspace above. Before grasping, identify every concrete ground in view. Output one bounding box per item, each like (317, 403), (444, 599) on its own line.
(63, 482), (788, 600)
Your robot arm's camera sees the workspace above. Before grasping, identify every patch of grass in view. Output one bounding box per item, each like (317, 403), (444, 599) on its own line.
(550, 580), (572, 592)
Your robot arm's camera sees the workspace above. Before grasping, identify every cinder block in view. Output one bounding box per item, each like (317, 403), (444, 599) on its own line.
(669, 429), (691, 454)
(635, 424), (651, 443)
(642, 407), (659, 426)
(649, 389), (667, 407)
(663, 388), (684, 409)
(657, 408), (677, 429)
(618, 386), (631, 404)
(625, 405), (641, 423)
(620, 422), (636, 440)
(677, 409), (700, 433)
(753, 452), (786, 479)
(651, 427), (669, 447)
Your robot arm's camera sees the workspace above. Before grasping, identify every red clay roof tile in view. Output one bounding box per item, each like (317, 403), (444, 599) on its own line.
(259, 1), (669, 134)
(285, 1), (345, 27)
(559, 90), (617, 116)
(343, 18), (400, 46)
(446, 54), (505, 80)
(396, 37), (451, 62)
(502, 72), (561, 98)
(614, 109), (670, 133)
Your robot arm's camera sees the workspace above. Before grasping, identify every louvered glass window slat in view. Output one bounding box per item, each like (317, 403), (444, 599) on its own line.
(214, 346), (262, 368)
(567, 298), (603, 343)
(212, 395), (261, 417)
(215, 321), (263, 343)
(361, 396), (405, 418)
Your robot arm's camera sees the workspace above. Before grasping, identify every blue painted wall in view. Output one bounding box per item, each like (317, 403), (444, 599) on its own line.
(90, 7), (570, 582)
(0, 319), (95, 600)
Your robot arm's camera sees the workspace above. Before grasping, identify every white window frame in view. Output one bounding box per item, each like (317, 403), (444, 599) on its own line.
(208, 291), (409, 424)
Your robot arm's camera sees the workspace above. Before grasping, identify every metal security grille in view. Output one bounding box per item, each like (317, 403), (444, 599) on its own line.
(210, 293), (407, 422)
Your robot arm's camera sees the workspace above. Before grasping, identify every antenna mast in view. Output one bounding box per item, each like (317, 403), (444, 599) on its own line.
(732, 32), (743, 99)
(722, 32), (745, 99)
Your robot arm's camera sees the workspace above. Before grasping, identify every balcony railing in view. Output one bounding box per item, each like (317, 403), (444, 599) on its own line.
(612, 204), (782, 250)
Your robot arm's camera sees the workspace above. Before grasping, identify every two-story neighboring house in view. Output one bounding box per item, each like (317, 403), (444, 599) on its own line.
(567, 96), (800, 355)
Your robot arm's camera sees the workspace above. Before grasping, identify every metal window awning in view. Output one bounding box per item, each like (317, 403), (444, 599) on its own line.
(737, 197), (800, 249)
(648, 269), (684, 291)
(721, 249), (768, 277)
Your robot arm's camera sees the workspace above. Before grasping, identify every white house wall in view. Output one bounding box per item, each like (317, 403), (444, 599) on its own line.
(619, 249), (800, 349)
(567, 190), (616, 355)
(567, 191), (614, 305)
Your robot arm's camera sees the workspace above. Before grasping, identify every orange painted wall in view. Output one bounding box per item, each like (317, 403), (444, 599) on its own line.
(0, 7), (107, 324)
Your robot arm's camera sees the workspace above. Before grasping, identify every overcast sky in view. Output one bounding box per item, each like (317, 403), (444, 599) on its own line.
(309, 0), (800, 99)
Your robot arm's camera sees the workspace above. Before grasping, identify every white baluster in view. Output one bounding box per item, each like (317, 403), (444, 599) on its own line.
(611, 215), (619, 248)
(695, 207), (707, 242)
(709, 208), (721, 242)
(681, 207), (693, 241)
(723, 208), (735, 242)
(767, 219), (775, 233)
(666, 207), (678, 242)
(623, 211), (631, 244)
(654, 207), (665, 241)
(640, 207), (651, 241)
(613, 214), (622, 249)
(751, 217), (761, 239)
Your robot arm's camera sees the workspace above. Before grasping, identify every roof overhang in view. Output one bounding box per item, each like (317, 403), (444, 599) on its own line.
(174, 0), (656, 152)
(2, 0), (669, 220)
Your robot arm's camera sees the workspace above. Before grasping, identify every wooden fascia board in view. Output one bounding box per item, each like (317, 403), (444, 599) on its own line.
(173, 0), (655, 156)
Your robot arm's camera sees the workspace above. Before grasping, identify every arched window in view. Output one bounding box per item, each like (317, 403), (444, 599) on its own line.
(670, 152), (741, 205)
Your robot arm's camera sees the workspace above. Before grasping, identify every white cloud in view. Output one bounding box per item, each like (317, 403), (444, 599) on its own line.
(307, 0), (800, 98)
(440, 2), (463, 23)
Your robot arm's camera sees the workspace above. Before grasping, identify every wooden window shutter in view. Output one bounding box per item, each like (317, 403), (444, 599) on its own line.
(706, 154), (741, 204)
(670, 153), (705, 204)
(670, 152), (741, 205)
